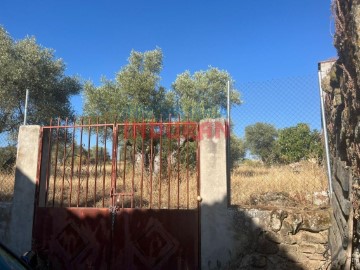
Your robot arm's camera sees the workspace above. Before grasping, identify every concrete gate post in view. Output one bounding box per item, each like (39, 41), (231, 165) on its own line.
(200, 118), (235, 268)
(7, 125), (41, 256)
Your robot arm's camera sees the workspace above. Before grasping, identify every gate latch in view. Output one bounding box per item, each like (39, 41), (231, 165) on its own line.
(110, 188), (134, 207)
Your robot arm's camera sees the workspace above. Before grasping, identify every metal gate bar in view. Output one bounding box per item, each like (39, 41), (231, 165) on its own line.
(38, 117), (199, 210)
(40, 118), (115, 208)
(34, 117), (200, 269)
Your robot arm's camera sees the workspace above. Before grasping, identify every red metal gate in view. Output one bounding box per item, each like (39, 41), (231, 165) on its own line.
(32, 118), (200, 269)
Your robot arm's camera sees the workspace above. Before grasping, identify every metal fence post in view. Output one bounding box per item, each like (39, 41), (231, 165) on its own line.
(23, 89), (29, 125)
(317, 69), (333, 195)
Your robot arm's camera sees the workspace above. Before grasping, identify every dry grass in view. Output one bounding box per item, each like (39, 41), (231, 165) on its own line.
(0, 171), (15, 202)
(46, 163), (199, 209)
(1, 160), (329, 209)
(230, 160), (329, 208)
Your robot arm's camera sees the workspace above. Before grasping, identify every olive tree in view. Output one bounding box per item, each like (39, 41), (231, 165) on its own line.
(172, 67), (241, 120)
(0, 27), (81, 137)
(83, 48), (174, 119)
(244, 122), (278, 163)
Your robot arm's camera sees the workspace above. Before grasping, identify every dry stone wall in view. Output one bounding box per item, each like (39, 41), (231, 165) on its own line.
(321, 0), (360, 268)
(222, 208), (330, 270)
(325, 0), (360, 174)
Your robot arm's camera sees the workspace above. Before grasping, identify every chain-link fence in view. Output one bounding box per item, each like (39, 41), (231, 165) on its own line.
(0, 133), (17, 202)
(229, 74), (329, 208)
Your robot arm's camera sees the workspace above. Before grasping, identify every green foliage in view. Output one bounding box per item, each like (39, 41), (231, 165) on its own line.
(51, 140), (111, 165)
(244, 122), (323, 165)
(179, 140), (197, 170)
(172, 67), (241, 121)
(83, 48), (242, 123)
(83, 48), (244, 172)
(87, 146), (111, 164)
(244, 122), (278, 163)
(83, 48), (175, 120)
(229, 134), (246, 169)
(0, 27), (81, 136)
(276, 123), (323, 163)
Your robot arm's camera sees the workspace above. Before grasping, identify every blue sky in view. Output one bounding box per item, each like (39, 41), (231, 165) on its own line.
(0, 0), (336, 131)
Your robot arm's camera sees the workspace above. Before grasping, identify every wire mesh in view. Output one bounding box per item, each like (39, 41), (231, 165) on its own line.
(229, 74), (329, 208)
(0, 133), (17, 202)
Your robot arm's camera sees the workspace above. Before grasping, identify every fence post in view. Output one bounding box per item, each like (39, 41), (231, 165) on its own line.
(200, 118), (235, 268)
(7, 125), (41, 256)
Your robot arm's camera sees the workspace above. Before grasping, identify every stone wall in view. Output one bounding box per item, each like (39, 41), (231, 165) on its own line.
(225, 208), (331, 270)
(321, 1), (360, 268)
(324, 1), (360, 184)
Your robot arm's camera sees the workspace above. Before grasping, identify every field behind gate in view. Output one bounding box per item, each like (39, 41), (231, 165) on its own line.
(46, 163), (198, 209)
(231, 160), (328, 207)
(40, 119), (200, 210)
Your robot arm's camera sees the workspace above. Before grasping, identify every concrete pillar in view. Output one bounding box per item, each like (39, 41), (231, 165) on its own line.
(200, 119), (236, 268)
(7, 125), (41, 256)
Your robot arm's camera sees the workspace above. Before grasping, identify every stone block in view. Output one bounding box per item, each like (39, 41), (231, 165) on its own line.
(308, 253), (327, 261)
(299, 230), (328, 244)
(299, 211), (330, 232)
(279, 220), (293, 235)
(279, 243), (298, 254)
(286, 213), (303, 233)
(334, 93), (343, 106)
(256, 235), (279, 254)
(298, 244), (317, 254)
(287, 252), (309, 263)
(270, 209), (288, 232)
(265, 231), (282, 243)
(314, 244), (327, 254)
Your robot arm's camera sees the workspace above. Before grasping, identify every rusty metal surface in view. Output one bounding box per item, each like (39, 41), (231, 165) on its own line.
(33, 208), (112, 270)
(33, 208), (198, 270)
(34, 118), (200, 269)
(112, 209), (199, 270)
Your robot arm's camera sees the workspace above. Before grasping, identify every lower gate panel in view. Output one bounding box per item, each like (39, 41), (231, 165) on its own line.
(112, 209), (199, 270)
(32, 208), (112, 270)
(32, 208), (198, 270)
